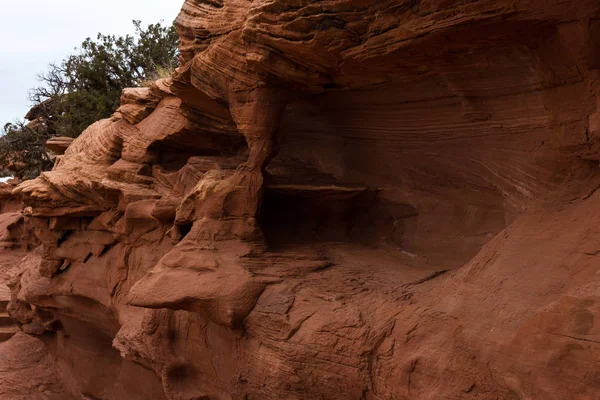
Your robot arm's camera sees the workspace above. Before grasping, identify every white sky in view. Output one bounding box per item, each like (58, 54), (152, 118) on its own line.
(0, 0), (183, 126)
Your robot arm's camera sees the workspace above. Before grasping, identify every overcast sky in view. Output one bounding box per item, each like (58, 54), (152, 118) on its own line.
(0, 0), (182, 126)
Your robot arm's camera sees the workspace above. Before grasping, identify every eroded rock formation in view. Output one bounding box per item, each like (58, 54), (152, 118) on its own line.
(2, 0), (600, 399)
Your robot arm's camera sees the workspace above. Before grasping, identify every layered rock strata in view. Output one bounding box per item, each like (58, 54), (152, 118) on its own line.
(2, 0), (600, 399)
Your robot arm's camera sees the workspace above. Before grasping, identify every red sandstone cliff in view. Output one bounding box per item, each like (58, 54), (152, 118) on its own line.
(2, 0), (600, 399)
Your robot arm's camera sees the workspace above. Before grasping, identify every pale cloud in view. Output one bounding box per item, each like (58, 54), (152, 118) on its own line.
(0, 0), (182, 125)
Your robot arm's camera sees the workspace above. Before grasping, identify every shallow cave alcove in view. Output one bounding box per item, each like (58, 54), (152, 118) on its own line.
(259, 180), (418, 251)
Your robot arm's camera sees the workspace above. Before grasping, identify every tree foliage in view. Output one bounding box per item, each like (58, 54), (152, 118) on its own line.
(0, 20), (178, 179)
(0, 122), (53, 180)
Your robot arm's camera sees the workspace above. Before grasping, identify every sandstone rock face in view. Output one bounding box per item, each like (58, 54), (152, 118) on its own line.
(45, 137), (74, 156)
(2, 1), (600, 399)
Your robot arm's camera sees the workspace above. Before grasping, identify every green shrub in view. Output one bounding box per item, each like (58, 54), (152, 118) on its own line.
(0, 20), (179, 180)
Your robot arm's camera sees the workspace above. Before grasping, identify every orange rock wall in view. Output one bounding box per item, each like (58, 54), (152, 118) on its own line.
(2, 1), (600, 399)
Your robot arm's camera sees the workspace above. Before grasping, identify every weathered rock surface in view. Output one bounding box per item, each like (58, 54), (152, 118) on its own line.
(45, 137), (74, 156)
(0, 332), (71, 400)
(2, 0), (600, 399)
